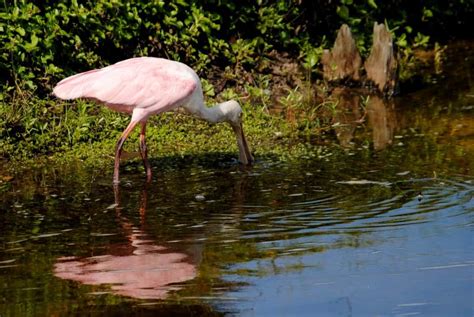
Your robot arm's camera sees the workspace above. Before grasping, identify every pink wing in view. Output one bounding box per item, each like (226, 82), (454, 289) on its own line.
(53, 57), (198, 113)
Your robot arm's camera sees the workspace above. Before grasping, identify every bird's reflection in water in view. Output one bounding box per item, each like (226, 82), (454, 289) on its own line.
(54, 185), (197, 299)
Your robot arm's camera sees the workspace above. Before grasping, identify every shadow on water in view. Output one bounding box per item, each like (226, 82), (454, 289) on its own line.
(0, 41), (473, 316)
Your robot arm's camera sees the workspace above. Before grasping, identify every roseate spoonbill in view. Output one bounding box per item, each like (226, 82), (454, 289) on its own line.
(53, 57), (253, 184)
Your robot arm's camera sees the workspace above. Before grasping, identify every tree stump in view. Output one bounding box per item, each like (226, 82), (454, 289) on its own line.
(321, 24), (362, 82)
(364, 23), (398, 96)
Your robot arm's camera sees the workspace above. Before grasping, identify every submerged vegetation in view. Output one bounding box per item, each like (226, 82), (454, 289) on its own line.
(0, 0), (472, 167)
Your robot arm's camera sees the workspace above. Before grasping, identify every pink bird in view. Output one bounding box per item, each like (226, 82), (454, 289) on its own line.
(53, 57), (253, 184)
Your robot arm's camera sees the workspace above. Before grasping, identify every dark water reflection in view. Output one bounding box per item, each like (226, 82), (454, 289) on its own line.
(330, 92), (397, 151)
(1, 42), (473, 316)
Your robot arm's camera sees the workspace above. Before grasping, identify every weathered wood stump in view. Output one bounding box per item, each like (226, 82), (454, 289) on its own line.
(364, 23), (398, 96)
(321, 22), (399, 97)
(321, 24), (362, 82)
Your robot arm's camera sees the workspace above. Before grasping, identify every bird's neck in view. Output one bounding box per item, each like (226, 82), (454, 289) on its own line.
(195, 102), (228, 124)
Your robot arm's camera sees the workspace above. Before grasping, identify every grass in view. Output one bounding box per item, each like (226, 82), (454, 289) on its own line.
(0, 84), (339, 176)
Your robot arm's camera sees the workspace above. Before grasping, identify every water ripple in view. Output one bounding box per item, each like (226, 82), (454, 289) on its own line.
(224, 178), (473, 250)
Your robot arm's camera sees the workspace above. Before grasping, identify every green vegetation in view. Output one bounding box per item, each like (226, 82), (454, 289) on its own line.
(1, 0), (472, 166)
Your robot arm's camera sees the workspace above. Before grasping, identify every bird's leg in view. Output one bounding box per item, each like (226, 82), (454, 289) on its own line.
(114, 120), (139, 184)
(139, 122), (152, 183)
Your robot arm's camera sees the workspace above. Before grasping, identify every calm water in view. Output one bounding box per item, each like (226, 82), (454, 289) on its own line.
(1, 43), (473, 316)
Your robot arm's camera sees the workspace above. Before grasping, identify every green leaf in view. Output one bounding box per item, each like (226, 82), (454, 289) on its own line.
(24, 34), (39, 52)
(337, 6), (349, 20)
(16, 27), (26, 36)
(367, 0), (378, 9)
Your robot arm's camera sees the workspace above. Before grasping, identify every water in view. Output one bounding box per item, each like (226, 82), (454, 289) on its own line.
(1, 42), (473, 316)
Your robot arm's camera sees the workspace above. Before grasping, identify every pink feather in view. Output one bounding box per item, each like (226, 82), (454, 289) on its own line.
(53, 57), (197, 117)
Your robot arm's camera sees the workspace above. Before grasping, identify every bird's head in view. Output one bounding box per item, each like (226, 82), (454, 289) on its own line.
(220, 100), (254, 165)
(218, 100), (243, 125)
